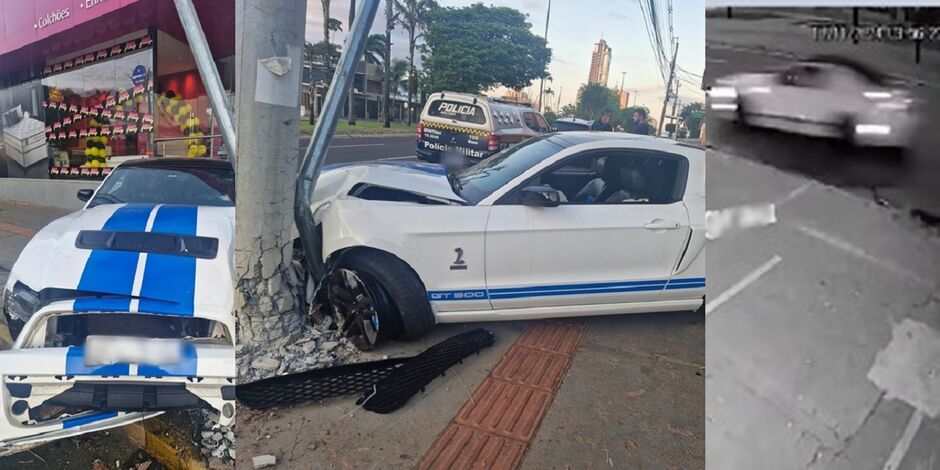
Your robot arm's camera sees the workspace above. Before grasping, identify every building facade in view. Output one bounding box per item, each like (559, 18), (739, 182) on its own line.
(587, 38), (611, 86)
(0, 0), (234, 206)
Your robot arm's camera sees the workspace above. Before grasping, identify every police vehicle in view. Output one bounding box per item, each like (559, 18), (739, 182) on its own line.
(309, 132), (705, 350)
(0, 158), (236, 452)
(416, 92), (551, 163)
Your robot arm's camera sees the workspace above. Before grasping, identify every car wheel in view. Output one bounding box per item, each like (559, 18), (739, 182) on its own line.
(331, 250), (434, 347)
(839, 116), (858, 147)
(734, 99), (750, 126)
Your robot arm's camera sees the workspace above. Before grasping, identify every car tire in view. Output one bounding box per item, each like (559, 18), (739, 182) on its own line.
(839, 116), (858, 147)
(336, 250), (435, 342)
(734, 99), (750, 127)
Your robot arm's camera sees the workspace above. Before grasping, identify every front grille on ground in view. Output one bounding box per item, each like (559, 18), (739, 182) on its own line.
(236, 328), (496, 412)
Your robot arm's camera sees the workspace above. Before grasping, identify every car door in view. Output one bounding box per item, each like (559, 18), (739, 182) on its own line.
(483, 150), (692, 310)
(761, 65), (834, 133)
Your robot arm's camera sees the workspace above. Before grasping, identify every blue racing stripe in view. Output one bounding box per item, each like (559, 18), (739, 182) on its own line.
(137, 343), (198, 377)
(138, 206), (199, 316)
(63, 411), (119, 429)
(74, 204), (155, 312)
(429, 277), (706, 301)
(66, 347), (130, 375)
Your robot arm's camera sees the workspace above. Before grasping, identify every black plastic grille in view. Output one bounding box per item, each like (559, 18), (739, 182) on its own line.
(236, 328), (496, 412)
(358, 328), (496, 414)
(236, 358), (409, 409)
(76, 230), (219, 259)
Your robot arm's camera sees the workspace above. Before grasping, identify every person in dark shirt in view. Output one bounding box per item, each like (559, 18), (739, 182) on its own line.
(591, 109), (614, 132)
(628, 108), (652, 135)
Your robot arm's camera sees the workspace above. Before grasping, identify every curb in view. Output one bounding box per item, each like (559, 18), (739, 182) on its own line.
(118, 416), (211, 470)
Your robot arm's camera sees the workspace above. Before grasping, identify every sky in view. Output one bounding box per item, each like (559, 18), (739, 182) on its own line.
(306, 0), (705, 122)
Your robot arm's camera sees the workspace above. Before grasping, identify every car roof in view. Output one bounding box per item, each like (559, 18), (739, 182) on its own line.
(118, 157), (234, 170)
(541, 131), (704, 158)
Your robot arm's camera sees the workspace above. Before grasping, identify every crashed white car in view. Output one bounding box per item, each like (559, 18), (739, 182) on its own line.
(708, 56), (918, 149)
(309, 132), (706, 349)
(0, 158), (236, 452)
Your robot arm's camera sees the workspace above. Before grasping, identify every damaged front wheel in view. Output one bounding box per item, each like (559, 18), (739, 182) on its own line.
(328, 268), (388, 350)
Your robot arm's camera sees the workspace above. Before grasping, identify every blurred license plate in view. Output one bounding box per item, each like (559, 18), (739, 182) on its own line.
(84, 336), (184, 366)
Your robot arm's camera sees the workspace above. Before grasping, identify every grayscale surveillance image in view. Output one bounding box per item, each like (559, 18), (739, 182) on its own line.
(705, 6), (940, 470)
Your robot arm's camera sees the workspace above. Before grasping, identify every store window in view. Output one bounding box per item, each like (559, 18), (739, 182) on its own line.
(40, 43), (154, 180)
(0, 74), (47, 179)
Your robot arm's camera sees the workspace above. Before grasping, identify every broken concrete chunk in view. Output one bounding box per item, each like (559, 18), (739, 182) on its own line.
(253, 454), (277, 469)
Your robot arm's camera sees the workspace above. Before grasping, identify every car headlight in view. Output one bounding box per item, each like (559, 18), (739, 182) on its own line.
(5, 282), (40, 324)
(707, 86), (738, 99)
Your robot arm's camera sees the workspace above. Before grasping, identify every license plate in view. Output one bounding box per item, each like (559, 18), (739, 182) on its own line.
(84, 336), (184, 366)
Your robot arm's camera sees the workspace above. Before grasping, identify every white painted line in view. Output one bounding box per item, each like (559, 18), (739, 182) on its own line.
(796, 225), (930, 287)
(330, 143), (385, 148)
(776, 181), (812, 206)
(379, 155), (418, 161)
(706, 254), (782, 317)
(883, 409), (923, 470)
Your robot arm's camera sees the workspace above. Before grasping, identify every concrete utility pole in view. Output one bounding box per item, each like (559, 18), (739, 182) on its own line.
(537, 0), (551, 112)
(670, 79), (680, 138)
(347, 0), (357, 125)
(657, 39), (678, 138)
(619, 71), (626, 108)
(234, 0), (308, 348)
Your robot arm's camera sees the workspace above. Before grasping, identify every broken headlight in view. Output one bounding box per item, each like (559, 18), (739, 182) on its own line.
(5, 281), (40, 324)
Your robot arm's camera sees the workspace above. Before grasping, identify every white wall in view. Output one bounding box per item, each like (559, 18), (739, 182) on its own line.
(0, 179), (97, 210)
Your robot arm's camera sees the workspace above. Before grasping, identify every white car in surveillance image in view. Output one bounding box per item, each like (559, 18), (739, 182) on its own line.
(708, 56), (920, 151)
(0, 158), (236, 453)
(307, 132), (706, 350)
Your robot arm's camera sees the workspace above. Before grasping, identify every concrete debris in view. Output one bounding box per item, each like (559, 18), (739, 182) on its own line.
(252, 454), (277, 469)
(198, 410), (236, 463)
(237, 320), (360, 383)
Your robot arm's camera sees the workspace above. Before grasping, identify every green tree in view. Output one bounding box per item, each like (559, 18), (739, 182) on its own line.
(305, 40), (341, 67)
(395, 0), (438, 124)
(680, 102), (705, 138)
(364, 34), (387, 65)
(543, 109), (558, 126)
(575, 84), (619, 121)
(424, 4), (551, 94)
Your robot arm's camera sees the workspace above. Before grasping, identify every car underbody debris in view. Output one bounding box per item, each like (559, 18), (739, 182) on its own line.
(236, 328), (495, 411)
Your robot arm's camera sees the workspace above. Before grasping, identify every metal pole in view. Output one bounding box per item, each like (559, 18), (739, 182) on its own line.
(173, 0), (237, 167)
(537, 0), (551, 112)
(670, 80), (680, 138)
(657, 40), (678, 137)
(347, 0), (357, 125)
(295, 0), (380, 274)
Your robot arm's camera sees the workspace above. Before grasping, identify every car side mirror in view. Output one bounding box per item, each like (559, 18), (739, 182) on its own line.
(77, 189), (94, 202)
(519, 185), (562, 207)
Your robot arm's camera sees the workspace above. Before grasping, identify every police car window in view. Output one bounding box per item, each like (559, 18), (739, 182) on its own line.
(522, 112), (539, 130)
(535, 114), (550, 132)
(428, 100), (486, 125)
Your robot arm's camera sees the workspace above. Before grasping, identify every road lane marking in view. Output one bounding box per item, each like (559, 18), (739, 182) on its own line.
(330, 143), (386, 148)
(883, 410), (923, 470)
(777, 181), (812, 206)
(706, 254), (782, 317)
(795, 225), (931, 287)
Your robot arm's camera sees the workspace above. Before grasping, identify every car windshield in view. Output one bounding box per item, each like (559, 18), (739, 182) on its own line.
(453, 136), (564, 204)
(88, 164), (235, 208)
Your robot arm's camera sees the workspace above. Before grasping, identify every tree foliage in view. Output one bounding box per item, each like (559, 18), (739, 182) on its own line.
(304, 41), (341, 67)
(575, 84), (620, 121)
(423, 3), (551, 94)
(680, 101), (705, 138)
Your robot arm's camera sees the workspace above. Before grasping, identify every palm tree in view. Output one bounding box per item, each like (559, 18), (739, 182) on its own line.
(383, 0), (399, 128)
(364, 34), (387, 65)
(394, 0), (438, 125)
(321, 0), (331, 44)
(542, 88), (555, 110)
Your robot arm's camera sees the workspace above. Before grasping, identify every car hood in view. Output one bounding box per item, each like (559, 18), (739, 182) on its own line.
(310, 161), (466, 210)
(715, 72), (776, 88)
(6, 203), (235, 323)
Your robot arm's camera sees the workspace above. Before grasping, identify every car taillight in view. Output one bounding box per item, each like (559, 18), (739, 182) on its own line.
(487, 134), (500, 152)
(417, 122), (424, 139)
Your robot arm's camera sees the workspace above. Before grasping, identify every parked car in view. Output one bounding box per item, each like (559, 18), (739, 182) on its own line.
(553, 117), (594, 132)
(417, 91), (551, 163)
(309, 132), (705, 349)
(0, 158), (236, 452)
(708, 56), (919, 149)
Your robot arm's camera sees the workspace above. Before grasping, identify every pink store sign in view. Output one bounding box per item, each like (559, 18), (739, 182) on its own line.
(0, 0), (141, 56)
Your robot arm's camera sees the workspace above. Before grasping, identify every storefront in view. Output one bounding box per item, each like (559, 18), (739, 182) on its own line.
(0, 0), (234, 189)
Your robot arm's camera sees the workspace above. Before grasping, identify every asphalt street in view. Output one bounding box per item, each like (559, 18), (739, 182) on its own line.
(300, 134), (418, 165)
(706, 10), (940, 470)
(706, 13), (940, 221)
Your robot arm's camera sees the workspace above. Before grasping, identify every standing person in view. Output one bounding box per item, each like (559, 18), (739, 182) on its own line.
(591, 109), (614, 131)
(628, 108), (652, 135)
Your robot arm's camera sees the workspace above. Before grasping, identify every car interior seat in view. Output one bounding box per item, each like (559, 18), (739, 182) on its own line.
(573, 156), (610, 203)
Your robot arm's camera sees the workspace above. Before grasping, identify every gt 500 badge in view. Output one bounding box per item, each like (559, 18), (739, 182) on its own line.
(430, 290), (487, 300)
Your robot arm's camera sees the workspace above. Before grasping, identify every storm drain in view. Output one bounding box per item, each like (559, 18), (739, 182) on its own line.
(237, 328), (495, 411)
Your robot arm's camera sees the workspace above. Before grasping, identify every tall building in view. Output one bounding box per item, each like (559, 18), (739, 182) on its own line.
(619, 90), (630, 108)
(588, 38), (612, 86)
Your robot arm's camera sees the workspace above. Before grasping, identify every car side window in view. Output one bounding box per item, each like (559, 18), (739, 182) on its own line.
(522, 112), (539, 130)
(535, 114), (551, 133)
(500, 151), (688, 206)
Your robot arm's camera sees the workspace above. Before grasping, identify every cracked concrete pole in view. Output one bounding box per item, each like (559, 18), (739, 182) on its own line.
(234, 0), (308, 351)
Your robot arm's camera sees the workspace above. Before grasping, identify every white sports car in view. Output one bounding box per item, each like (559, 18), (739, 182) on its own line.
(309, 132), (706, 349)
(0, 158), (236, 453)
(708, 56), (918, 148)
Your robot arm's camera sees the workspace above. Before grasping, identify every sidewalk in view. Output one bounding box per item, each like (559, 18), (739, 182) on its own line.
(706, 150), (940, 469)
